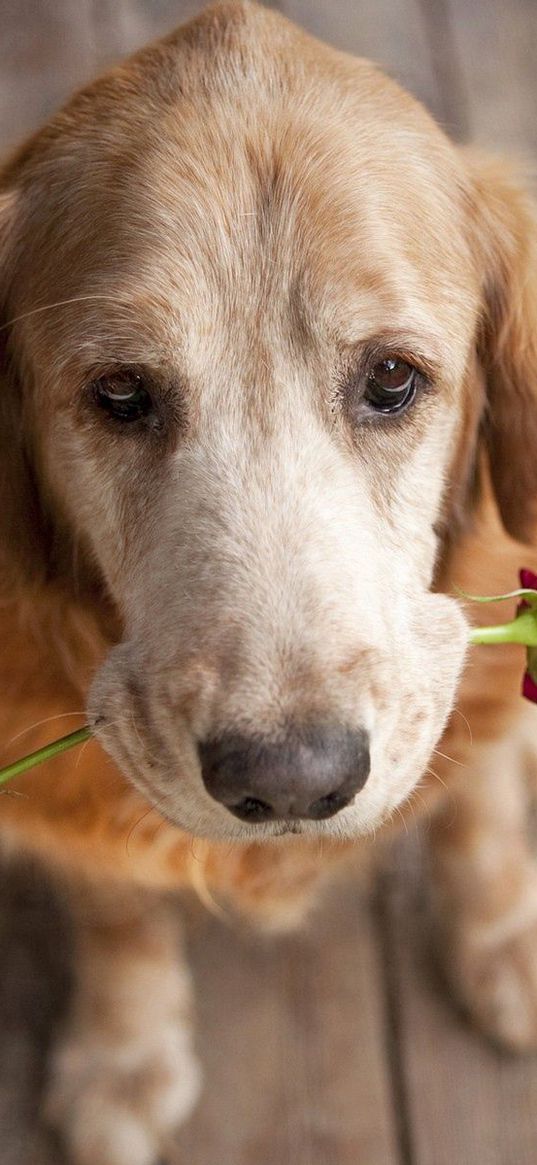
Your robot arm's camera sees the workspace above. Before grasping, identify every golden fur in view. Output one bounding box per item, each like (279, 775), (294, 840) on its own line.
(2, 3), (537, 1159)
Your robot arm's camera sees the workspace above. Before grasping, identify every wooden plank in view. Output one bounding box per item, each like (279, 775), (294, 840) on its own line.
(445, 0), (537, 154)
(176, 877), (400, 1165)
(0, 861), (399, 1165)
(0, 859), (72, 1165)
(280, 0), (442, 123)
(381, 833), (537, 1165)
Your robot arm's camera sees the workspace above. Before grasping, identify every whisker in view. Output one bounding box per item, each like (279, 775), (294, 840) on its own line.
(5, 710), (138, 761)
(151, 813), (173, 843)
(409, 787), (429, 816)
(412, 781), (433, 832)
(423, 770), (457, 827)
(450, 706), (474, 746)
(0, 293), (124, 333)
(425, 765), (449, 792)
(6, 711), (87, 750)
(124, 784), (176, 854)
(125, 804), (158, 856)
(186, 835), (229, 921)
(129, 710), (165, 767)
(189, 831), (206, 863)
(393, 803), (409, 834)
(431, 747), (465, 768)
(74, 736), (95, 769)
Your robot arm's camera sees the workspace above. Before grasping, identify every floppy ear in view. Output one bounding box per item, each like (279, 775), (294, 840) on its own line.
(468, 152), (537, 544)
(0, 189), (53, 596)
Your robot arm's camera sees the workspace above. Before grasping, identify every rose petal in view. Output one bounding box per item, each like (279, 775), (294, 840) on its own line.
(518, 568), (537, 615)
(519, 568), (537, 590)
(522, 670), (537, 702)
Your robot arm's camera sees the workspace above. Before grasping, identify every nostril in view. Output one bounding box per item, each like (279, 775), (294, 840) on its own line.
(308, 788), (351, 820)
(231, 796), (274, 823)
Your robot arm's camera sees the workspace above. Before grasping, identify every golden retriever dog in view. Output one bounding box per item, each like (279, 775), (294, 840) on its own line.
(2, 1), (537, 1160)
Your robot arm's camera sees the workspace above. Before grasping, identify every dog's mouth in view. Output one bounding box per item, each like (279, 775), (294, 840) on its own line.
(273, 822), (305, 836)
(88, 588), (470, 843)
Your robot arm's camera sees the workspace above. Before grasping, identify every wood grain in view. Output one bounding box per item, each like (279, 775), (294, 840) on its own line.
(382, 834), (537, 1165)
(178, 879), (399, 1165)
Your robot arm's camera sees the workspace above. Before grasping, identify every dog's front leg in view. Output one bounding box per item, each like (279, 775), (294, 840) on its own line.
(429, 726), (537, 1051)
(44, 877), (201, 1165)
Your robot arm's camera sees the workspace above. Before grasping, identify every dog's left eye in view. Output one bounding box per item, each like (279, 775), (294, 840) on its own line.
(364, 358), (417, 414)
(92, 370), (155, 423)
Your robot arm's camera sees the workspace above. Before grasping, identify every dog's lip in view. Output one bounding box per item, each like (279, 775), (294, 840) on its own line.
(142, 799), (306, 840)
(152, 792), (306, 838)
(274, 821), (304, 836)
(119, 752), (308, 838)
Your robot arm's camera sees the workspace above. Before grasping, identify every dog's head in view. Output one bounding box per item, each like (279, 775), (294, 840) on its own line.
(1, 1), (537, 841)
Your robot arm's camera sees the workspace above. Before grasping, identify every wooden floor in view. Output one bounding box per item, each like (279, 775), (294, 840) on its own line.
(1, 1), (537, 1162)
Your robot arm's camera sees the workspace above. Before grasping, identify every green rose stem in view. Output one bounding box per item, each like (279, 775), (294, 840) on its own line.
(0, 725), (91, 789)
(469, 608), (537, 647)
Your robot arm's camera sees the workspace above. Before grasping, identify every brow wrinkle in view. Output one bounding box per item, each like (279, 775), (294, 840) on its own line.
(0, 294), (123, 333)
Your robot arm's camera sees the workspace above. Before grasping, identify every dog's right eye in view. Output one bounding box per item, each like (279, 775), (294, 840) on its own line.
(364, 358), (418, 414)
(92, 370), (155, 423)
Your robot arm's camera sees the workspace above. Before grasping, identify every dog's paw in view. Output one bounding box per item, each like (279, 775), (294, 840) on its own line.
(43, 1023), (202, 1165)
(447, 897), (537, 1051)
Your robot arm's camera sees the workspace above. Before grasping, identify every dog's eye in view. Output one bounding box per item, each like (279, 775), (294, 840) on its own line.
(92, 370), (155, 423)
(364, 358), (417, 414)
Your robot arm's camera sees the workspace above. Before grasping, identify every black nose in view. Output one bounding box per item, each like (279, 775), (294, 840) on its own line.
(199, 725), (370, 823)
